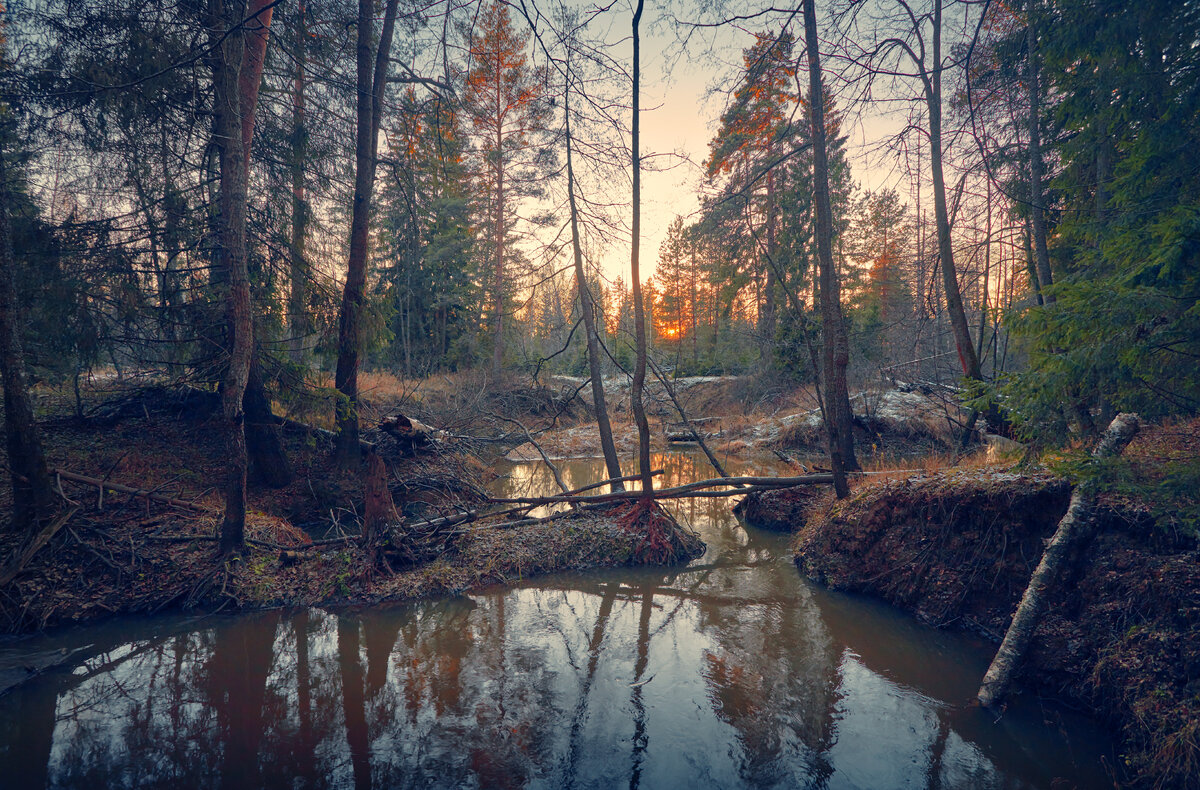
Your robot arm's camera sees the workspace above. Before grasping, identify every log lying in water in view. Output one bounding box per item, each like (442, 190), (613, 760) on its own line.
(487, 473), (834, 507)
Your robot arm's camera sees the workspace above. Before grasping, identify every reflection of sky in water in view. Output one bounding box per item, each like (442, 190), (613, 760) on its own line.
(0, 451), (1115, 789)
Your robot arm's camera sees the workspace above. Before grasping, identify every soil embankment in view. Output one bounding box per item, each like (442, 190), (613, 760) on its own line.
(0, 383), (703, 637)
(781, 460), (1199, 789)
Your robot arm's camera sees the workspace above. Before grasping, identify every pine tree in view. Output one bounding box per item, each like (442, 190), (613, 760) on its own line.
(462, 1), (551, 377)
(1005, 0), (1200, 431)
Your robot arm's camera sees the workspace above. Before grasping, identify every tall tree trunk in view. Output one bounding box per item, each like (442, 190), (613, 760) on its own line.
(927, 0), (982, 382)
(0, 152), (54, 531)
(209, 0), (254, 555)
(761, 169), (777, 366)
(334, 0), (401, 467)
(629, 0), (653, 495)
(491, 108), (506, 377)
(803, 0), (857, 497)
(977, 413), (1140, 708)
(288, 0), (309, 364)
(1025, 1), (1054, 304)
(566, 75), (623, 490)
(232, 0), (291, 488)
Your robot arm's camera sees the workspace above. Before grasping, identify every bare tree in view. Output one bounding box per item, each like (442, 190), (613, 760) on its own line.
(629, 0), (654, 496)
(842, 0), (983, 383)
(804, 0), (858, 496)
(564, 48), (625, 490)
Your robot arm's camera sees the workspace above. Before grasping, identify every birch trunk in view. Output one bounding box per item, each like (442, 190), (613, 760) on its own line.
(977, 412), (1141, 708)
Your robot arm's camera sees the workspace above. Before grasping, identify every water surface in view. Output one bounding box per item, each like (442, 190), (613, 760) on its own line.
(0, 451), (1116, 789)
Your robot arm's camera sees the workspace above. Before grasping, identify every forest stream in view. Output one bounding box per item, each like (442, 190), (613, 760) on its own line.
(0, 450), (1117, 789)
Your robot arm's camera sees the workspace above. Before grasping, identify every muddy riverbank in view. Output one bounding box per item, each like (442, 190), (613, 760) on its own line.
(775, 450), (1200, 789)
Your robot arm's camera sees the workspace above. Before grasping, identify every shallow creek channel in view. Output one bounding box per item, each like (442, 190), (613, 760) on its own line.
(0, 450), (1117, 789)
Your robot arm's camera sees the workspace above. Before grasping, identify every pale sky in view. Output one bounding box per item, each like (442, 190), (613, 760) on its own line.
(587, 6), (904, 285)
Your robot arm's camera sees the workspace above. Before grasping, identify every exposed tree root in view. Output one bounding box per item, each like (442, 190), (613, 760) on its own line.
(616, 499), (705, 565)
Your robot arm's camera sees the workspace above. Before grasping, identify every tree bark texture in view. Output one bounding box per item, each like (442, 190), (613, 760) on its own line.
(334, 0), (400, 467)
(0, 152), (55, 531)
(362, 451), (397, 567)
(803, 0), (857, 496)
(209, 0), (254, 555)
(977, 412), (1141, 708)
(629, 0), (654, 495)
(228, 0), (292, 487)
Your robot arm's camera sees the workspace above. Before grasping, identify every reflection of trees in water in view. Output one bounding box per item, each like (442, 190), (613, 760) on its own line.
(1, 453), (1107, 789)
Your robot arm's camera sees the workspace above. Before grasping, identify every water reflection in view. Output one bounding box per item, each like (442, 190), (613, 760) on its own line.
(0, 452), (1115, 789)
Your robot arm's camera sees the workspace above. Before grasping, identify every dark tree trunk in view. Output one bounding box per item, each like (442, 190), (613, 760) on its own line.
(0, 148), (54, 531)
(244, 342), (292, 486)
(565, 65), (624, 491)
(362, 451), (396, 567)
(629, 0), (653, 495)
(334, 0), (400, 467)
(1026, 1), (1054, 304)
(803, 0), (858, 497)
(288, 0), (309, 364)
(208, 0), (254, 555)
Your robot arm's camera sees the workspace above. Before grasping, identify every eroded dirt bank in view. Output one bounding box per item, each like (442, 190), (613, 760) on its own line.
(0, 382), (703, 638)
(783, 466), (1199, 789)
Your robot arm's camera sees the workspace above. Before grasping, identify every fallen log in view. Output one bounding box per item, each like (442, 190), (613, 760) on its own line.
(647, 357), (735, 482)
(379, 413), (444, 453)
(976, 412), (1140, 709)
(486, 473), (833, 507)
(52, 469), (213, 513)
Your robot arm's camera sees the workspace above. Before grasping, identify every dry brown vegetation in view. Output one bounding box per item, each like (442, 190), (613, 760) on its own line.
(784, 420), (1200, 790)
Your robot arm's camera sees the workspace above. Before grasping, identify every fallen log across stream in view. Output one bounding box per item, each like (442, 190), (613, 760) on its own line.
(291, 471), (834, 552)
(485, 473), (834, 507)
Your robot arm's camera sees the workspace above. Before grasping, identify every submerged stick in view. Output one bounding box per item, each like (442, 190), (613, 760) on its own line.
(976, 413), (1140, 709)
